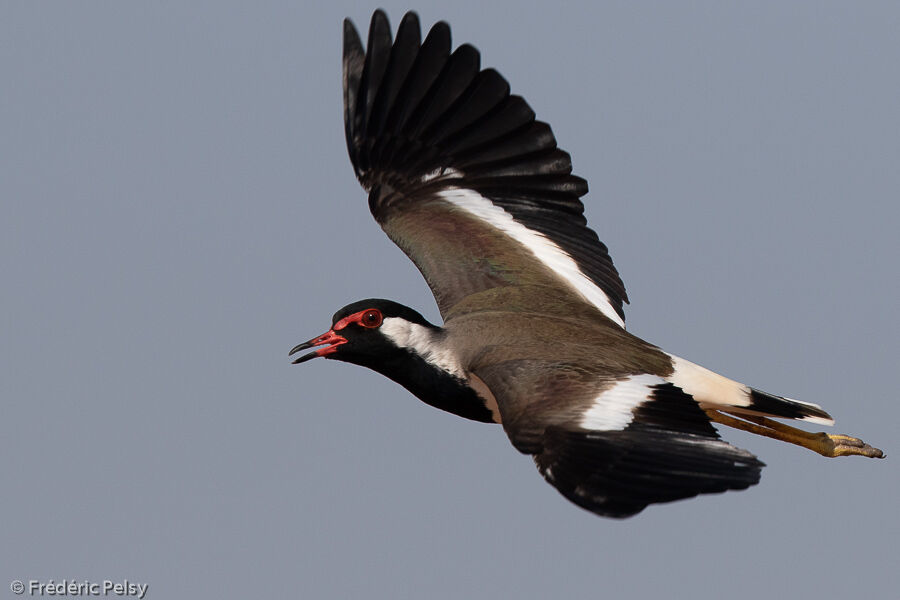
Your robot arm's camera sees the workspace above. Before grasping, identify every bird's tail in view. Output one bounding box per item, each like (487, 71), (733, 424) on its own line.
(666, 353), (884, 458)
(740, 386), (834, 425)
(665, 353), (834, 425)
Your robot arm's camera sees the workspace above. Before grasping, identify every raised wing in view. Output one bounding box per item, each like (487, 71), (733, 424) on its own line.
(471, 363), (764, 518)
(343, 11), (628, 327)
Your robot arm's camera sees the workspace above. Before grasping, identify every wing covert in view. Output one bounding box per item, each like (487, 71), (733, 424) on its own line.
(343, 11), (628, 326)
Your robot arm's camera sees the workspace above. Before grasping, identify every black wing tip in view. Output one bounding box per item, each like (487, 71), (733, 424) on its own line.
(341, 10), (630, 320)
(367, 9), (391, 42)
(343, 11), (586, 192)
(344, 10), (419, 59)
(347, 10), (422, 40)
(536, 424), (764, 519)
(455, 42), (480, 57)
(400, 10), (420, 25)
(343, 17), (362, 48)
(427, 18), (451, 41)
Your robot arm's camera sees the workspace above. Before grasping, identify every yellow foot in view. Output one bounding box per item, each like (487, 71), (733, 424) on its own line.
(706, 410), (885, 459)
(822, 433), (885, 459)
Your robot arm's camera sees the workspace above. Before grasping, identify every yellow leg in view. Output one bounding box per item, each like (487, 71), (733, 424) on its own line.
(706, 410), (885, 459)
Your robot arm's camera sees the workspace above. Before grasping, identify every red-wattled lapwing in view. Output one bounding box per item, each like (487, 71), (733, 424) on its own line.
(291, 11), (884, 518)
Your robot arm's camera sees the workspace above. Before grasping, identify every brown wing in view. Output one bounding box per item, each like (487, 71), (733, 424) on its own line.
(343, 11), (628, 326)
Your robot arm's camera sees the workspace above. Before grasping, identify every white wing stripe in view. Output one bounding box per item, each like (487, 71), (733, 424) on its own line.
(579, 375), (666, 431)
(438, 187), (626, 328)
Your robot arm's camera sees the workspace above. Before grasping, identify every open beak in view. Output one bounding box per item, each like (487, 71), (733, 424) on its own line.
(289, 330), (348, 364)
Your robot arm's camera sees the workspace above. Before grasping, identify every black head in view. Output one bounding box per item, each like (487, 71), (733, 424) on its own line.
(289, 299), (437, 367)
(291, 298), (496, 423)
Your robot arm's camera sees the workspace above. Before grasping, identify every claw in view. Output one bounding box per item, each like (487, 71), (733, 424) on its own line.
(824, 434), (885, 459)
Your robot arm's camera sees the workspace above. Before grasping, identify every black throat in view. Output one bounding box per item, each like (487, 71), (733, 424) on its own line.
(363, 350), (496, 423)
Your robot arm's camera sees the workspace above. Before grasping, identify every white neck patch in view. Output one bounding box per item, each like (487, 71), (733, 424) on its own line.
(580, 374), (666, 431)
(380, 317), (466, 379)
(437, 187), (625, 328)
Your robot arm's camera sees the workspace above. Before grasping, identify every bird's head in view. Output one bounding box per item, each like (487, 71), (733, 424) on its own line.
(289, 299), (439, 369)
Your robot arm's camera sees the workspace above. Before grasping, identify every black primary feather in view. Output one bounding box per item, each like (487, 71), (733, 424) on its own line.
(535, 384), (764, 518)
(342, 10), (629, 321)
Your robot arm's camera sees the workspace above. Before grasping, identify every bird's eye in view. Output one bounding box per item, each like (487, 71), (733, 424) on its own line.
(360, 309), (383, 328)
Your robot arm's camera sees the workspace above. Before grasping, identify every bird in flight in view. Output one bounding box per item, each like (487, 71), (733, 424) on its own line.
(291, 10), (883, 518)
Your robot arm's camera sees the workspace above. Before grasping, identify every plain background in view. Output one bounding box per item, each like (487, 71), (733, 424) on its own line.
(2, 2), (898, 598)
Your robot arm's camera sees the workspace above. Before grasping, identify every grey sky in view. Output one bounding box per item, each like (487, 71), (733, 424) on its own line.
(2, 2), (898, 598)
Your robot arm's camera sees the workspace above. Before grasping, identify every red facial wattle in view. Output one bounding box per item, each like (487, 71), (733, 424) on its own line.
(289, 308), (383, 364)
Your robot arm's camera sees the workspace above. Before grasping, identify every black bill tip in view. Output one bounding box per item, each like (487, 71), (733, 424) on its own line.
(289, 330), (348, 364)
(289, 341), (314, 357)
(291, 351), (320, 364)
